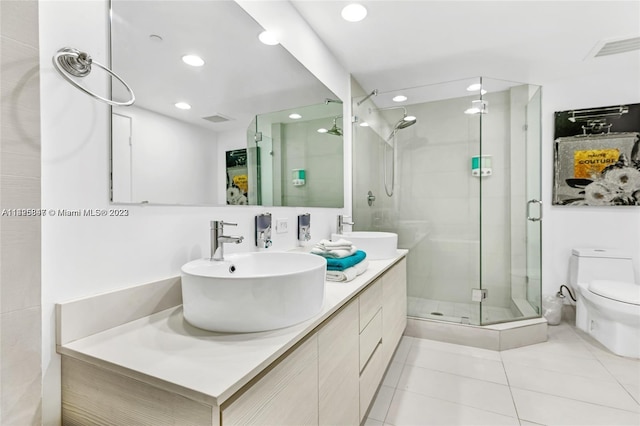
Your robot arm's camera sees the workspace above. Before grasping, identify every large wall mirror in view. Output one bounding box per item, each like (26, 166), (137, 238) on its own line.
(109, 0), (344, 207)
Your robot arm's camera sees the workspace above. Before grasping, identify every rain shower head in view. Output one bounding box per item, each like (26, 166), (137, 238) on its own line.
(387, 115), (416, 141)
(373, 106), (417, 130)
(327, 117), (343, 136)
(394, 116), (417, 130)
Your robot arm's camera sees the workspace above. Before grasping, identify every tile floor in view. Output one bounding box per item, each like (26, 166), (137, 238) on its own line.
(366, 322), (640, 425)
(408, 296), (516, 324)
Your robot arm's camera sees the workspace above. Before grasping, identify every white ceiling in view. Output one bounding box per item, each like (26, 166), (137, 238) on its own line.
(110, 0), (337, 132)
(109, 1), (639, 131)
(290, 1), (640, 95)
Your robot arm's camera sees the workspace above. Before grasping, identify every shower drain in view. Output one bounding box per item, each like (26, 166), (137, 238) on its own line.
(430, 312), (444, 316)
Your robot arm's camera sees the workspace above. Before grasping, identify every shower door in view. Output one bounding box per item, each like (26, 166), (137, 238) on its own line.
(524, 87), (542, 316)
(479, 83), (542, 324)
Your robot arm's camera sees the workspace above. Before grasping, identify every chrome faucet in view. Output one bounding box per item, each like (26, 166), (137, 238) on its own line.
(337, 215), (355, 234)
(255, 213), (273, 248)
(210, 220), (243, 261)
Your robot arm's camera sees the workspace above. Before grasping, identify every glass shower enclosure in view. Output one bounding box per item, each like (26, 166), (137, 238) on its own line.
(352, 77), (542, 325)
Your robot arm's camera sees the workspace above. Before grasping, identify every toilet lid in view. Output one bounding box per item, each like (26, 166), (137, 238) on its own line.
(589, 280), (640, 305)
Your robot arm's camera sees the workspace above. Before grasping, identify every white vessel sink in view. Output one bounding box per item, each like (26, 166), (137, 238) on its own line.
(331, 231), (398, 260)
(181, 252), (326, 333)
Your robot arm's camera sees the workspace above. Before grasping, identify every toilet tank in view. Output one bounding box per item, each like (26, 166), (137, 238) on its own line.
(569, 248), (635, 286)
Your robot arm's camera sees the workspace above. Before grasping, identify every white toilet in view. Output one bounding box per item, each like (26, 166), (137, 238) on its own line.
(569, 248), (640, 358)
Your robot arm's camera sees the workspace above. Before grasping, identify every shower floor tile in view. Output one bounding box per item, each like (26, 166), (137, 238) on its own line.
(366, 322), (640, 426)
(408, 296), (516, 324)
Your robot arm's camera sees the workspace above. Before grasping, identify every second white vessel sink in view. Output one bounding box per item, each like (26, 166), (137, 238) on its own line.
(331, 231), (398, 260)
(181, 252), (326, 333)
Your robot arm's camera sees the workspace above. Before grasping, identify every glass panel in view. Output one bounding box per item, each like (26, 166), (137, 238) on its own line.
(353, 77), (483, 325)
(479, 79), (542, 325)
(479, 77), (515, 325)
(352, 77), (542, 327)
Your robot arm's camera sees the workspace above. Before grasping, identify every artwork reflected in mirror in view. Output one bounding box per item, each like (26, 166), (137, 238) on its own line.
(109, 0), (342, 206)
(553, 103), (640, 206)
(226, 149), (249, 205)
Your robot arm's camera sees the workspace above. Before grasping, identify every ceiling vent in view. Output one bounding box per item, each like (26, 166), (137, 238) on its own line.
(589, 36), (640, 59)
(202, 113), (234, 123)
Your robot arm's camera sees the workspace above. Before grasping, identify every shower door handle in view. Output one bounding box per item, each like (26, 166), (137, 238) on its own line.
(527, 199), (543, 222)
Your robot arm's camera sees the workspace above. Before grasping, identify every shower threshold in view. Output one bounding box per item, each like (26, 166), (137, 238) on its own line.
(405, 315), (547, 351)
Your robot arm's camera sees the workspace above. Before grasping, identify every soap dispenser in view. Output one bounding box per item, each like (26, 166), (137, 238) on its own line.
(298, 213), (311, 243)
(255, 212), (273, 248)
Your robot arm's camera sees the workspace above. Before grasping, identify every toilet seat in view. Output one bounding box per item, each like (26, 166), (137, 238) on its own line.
(589, 280), (640, 305)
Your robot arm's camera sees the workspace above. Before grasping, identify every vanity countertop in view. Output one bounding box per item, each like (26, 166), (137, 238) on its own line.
(58, 250), (407, 407)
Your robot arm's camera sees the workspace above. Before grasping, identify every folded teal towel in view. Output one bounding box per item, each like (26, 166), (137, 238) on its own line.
(322, 250), (366, 271)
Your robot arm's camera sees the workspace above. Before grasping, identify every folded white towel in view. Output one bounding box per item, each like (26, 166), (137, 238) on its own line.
(311, 245), (357, 259)
(326, 260), (369, 282)
(316, 238), (353, 249)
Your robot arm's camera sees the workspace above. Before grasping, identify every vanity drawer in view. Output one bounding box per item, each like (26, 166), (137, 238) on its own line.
(359, 278), (382, 332)
(359, 341), (383, 422)
(359, 309), (382, 371)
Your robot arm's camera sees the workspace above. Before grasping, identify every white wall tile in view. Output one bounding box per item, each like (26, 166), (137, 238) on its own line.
(0, 1), (39, 47)
(1, 216), (40, 313)
(0, 307), (42, 425)
(1, 35), (41, 161)
(0, 4), (41, 422)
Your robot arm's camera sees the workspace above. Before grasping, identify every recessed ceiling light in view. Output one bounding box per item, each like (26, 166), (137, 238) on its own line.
(341, 4), (367, 22)
(393, 95), (407, 103)
(289, 113), (302, 119)
(175, 102), (191, 110)
(359, 122), (369, 127)
(182, 55), (205, 67)
(317, 128), (328, 133)
(258, 31), (279, 46)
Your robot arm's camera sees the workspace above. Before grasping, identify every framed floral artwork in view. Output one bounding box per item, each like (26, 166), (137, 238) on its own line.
(226, 149), (249, 205)
(553, 103), (640, 206)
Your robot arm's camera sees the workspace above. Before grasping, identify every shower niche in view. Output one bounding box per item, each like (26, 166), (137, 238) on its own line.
(352, 77), (542, 327)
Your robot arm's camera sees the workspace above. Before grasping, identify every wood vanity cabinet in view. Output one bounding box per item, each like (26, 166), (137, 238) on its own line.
(61, 258), (407, 426)
(318, 301), (360, 425)
(221, 258), (407, 425)
(382, 258), (407, 366)
(222, 336), (319, 425)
